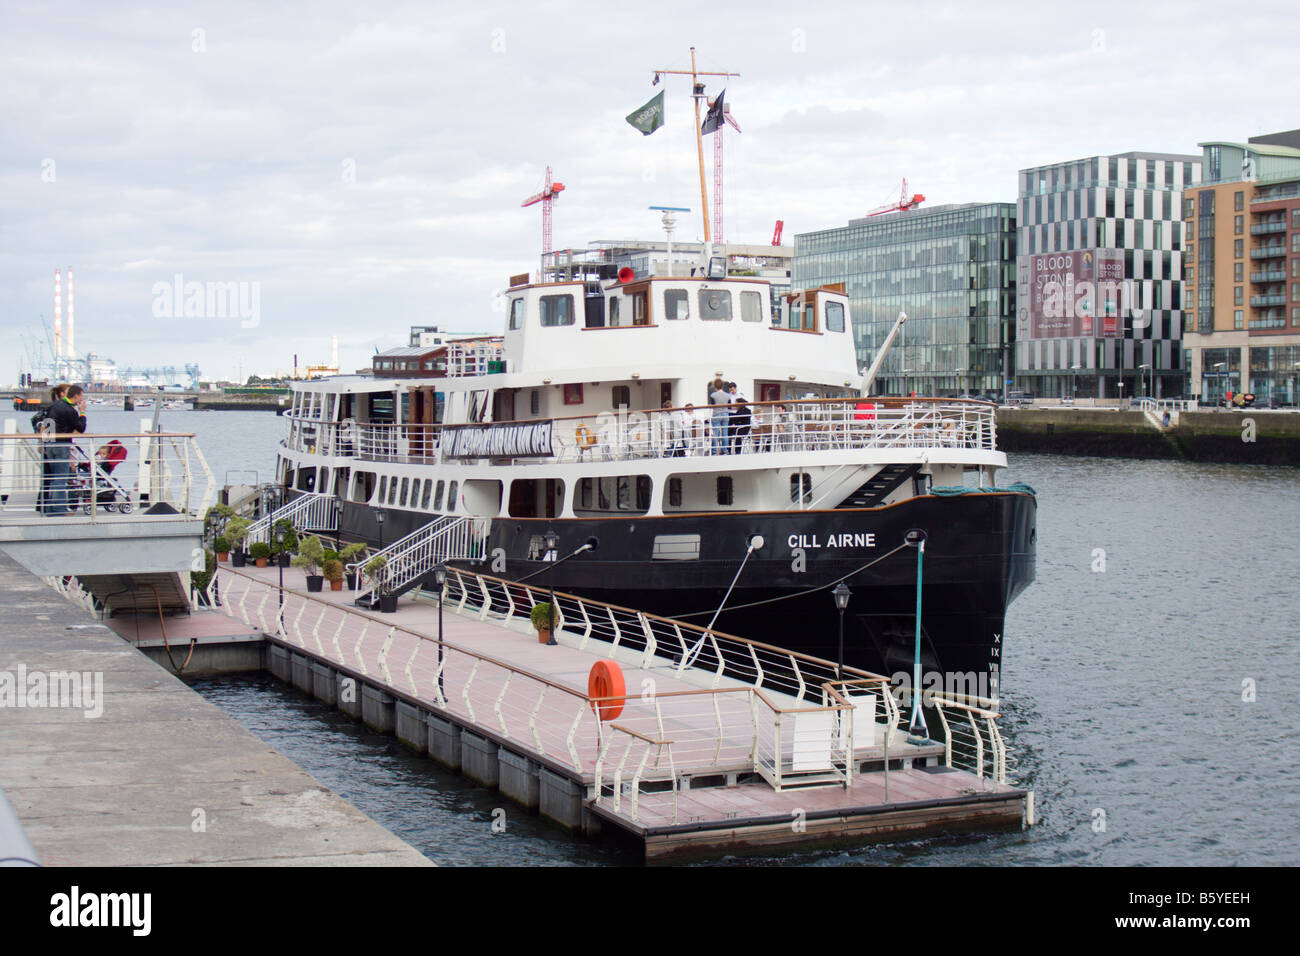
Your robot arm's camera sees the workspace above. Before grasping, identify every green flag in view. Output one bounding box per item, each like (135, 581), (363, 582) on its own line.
(625, 90), (665, 136)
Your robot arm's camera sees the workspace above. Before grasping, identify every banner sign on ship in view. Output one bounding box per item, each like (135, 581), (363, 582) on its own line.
(445, 422), (553, 459)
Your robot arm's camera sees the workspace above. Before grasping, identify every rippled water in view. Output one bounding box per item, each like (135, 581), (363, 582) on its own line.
(165, 409), (1297, 865)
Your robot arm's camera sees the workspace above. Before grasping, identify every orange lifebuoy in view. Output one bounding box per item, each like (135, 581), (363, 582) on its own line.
(575, 425), (596, 448)
(587, 660), (626, 721)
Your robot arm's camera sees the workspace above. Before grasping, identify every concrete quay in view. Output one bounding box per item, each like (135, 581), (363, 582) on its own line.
(0, 553), (431, 867)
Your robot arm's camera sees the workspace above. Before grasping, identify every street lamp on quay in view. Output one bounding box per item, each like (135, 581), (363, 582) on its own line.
(433, 563), (447, 702)
(373, 508), (386, 552)
(954, 368), (968, 399)
(543, 529), (559, 646)
(902, 369), (916, 399)
(1214, 362), (1227, 405)
(1070, 365), (1082, 399)
(1139, 363), (1151, 399)
(331, 496), (344, 552)
(832, 581), (851, 677)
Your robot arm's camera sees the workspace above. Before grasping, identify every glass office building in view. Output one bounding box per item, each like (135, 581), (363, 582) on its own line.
(793, 203), (1017, 398)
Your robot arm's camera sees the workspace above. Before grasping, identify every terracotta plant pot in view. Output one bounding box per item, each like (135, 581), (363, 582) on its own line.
(329, 579), (343, 591)
(255, 558), (268, 568)
(216, 552), (229, 563)
(536, 628), (552, 645)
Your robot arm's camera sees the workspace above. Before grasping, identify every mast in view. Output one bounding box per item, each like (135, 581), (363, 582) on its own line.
(651, 47), (738, 245)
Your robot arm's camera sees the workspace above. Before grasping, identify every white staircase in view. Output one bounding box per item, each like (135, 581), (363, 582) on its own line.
(351, 516), (487, 605)
(245, 492), (336, 545)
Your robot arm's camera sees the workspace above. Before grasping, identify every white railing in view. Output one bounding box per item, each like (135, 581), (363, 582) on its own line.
(245, 492), (336, 546)
(351, 515), (487, 599)
(929, 692), (1009, 787)
(281, 397), (998, 468)
(0, 430), (214, 523)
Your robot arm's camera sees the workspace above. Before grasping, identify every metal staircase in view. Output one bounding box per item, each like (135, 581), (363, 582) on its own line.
(351, 516), (487, 607)
(836, 463), (921, 508)
(245, 492), (336, 545)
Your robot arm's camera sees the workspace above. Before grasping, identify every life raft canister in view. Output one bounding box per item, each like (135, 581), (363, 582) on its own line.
(575, 424), (597, 448)
(587, 660), (626, 721)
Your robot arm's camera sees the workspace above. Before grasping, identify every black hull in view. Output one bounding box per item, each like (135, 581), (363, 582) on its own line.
(336, 491), (1036, 694)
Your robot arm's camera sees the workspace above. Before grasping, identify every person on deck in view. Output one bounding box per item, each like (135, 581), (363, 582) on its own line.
(709, 377), (731, 455)
(728, 384), (751, 454)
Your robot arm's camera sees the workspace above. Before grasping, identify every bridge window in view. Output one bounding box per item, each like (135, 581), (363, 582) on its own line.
(826, 302), (845, 332)
(608, 296), (621, 327)
(740, 290), (762, 322)
(540, 294), (575, 327)
(699, 289), (732, 320)
(665, 289), (689, 320)
(508, 298), (525, 330)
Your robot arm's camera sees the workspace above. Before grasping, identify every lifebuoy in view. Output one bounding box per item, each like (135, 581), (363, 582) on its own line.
(587, 660), (626, 721)
(575, 425), (596, 448)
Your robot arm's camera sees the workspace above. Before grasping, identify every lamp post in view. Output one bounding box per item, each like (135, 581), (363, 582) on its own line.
(543, 529), (559, 646)
(1213, 362), (1226, 405)
(903, 528), (929, 742)
(373, 507), (385, 552)
(1139, 363), (1151, 400)
(832, 581), (851, 677)
(332, 496), (344, 552)
(273, 524), (285, 632)
(902, 368), (916, 399)
(1070, 364), (1082, 400)
(954, 368), (967, 399)
(433, 563), (447, 703)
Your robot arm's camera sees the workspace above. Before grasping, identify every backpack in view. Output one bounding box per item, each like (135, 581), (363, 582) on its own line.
(30, 405), (53, 434)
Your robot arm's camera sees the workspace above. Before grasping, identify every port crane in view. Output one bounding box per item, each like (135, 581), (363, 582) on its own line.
(865, 178), (926, 217)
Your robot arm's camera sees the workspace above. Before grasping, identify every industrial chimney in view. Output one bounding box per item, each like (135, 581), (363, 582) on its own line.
(67, 268), (75, 364)
(53, 269), (63, 368)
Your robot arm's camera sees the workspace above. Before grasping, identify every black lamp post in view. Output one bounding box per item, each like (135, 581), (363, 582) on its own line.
(832, 581), (851, 678)
(273, 524), (285, 632)
(543, 529), (559, 646)
(332, 496), (344, 551)
(373, 507), (385, 552)
(433, 563), (447, 702)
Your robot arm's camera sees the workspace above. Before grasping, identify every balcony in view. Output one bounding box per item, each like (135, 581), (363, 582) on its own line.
(1250, 270), (1287, 283)
(1250, 294), (1287, 307)
(1250, 221), (1287, 236)
(1250, 245), (1287, 259)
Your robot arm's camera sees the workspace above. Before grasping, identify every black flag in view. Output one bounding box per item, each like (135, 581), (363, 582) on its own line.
(701, 89), (725, 135)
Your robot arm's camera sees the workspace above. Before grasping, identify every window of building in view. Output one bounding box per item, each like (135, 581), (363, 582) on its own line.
(699, 288), (732, 320)
(1293, 258), (1300, 278)
(1234, 262), (1243, 282)
(740, 290), (763, 322)
(509, 297), (525, 330)
(1235, 191), (1245, 212)
(1234, 310), (1244, 329)
(826, 301), (845, 332)
(716, 475), (733, 506)
(1185, 197), (1195, 218)
(1293, 234), (1300, 253)
(612, 385), (630, 408)
(664, 289), (689, 320)
(1235, 239), (1244, 258)
(1293, 283), (1300, 303)
(1235, 287), (1244, 306)
(540, 294), (575, 327)
(1293, 307), (1300, 327)
(1234, 215), (1243, 235)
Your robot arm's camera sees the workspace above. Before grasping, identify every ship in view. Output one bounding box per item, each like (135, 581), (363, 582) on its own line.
(273, 252), (1036, 696)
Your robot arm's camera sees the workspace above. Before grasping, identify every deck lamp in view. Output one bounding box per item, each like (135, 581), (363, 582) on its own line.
(544, 530), (559, 646)
(433, 563), (447, 702)
(904, 528), (929, 742)
(832, 581), (851, 677)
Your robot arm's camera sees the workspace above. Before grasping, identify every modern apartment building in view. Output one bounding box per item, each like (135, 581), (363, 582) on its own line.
(1015, 151), (1200, 399)
(1182, 130), (1300, 405)
(793, 203), (1017, 398)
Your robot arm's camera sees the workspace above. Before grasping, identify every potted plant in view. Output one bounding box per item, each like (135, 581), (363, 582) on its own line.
(249, 541), (271, 568)
(323, 558), (344, 592)
(214, 535), (231, 563)
(292, 534), (326, 592)
(340, 542), (367, 590)
(530, 602), (555, 644)
(225, 517), (251, 567)
(273, 518), (298, 568)
(364, 555), (396, 612)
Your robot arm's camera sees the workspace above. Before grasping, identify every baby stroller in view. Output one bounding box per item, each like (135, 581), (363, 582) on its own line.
(71, 440), (134, 514)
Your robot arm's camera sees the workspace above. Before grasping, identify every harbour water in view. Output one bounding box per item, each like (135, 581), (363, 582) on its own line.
(102, 408), (1298, 865)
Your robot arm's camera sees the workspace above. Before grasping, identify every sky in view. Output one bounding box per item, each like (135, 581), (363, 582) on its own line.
(2, 0), (1298, 384)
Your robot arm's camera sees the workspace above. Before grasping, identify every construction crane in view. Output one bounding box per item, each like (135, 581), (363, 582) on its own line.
(771, 220), (784, 246)
(710, 102), (741, 243)
(521, 166), (565, 256)
(865, 178), (926, 217)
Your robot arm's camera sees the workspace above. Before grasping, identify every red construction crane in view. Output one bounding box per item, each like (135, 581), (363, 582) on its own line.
(521, 166), (565, 255)
(771, 220), (784, 245)
(865, 178), (925, 217)
(710, 102), (741, 243)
